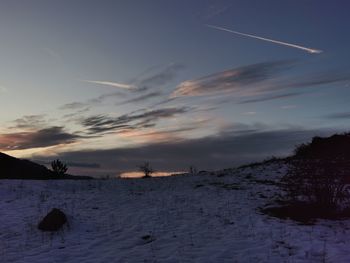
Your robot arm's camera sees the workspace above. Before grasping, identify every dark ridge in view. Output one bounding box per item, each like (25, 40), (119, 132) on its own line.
(0, 152), (92, 180)
(237, 156), (288, 169)
(294, 133), (350, 159)
(237, 133), (350, 170)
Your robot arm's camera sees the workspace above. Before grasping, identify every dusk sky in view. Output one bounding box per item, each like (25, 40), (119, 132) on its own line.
(1, 0), (350, 176)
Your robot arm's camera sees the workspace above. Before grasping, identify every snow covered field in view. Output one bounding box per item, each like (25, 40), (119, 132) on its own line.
(1, 162), (350, 263)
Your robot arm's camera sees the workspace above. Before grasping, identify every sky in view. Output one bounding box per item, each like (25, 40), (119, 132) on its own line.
(1, 0), (350, 177)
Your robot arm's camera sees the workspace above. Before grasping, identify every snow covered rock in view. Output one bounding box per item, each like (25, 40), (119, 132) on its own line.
(38, 208), (67, 232)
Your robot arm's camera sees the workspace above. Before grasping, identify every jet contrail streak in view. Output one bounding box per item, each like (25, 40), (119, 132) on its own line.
(82, 80), (136, 89)
(206, 24), (322, 54)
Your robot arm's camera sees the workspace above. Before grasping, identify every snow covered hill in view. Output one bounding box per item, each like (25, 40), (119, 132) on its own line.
(1, 161), (350, 262)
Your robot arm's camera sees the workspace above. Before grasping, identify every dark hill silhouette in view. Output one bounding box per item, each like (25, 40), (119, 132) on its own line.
(236, 133), (350, 170)
(0, 152), (92, 180)
(294, 133), (350, 160)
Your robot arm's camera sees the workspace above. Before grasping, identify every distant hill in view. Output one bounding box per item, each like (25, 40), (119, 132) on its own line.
(0, 152), (92, 180)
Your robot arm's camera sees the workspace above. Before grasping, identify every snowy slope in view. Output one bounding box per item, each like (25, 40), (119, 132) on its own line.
(1, 162), (350, 263)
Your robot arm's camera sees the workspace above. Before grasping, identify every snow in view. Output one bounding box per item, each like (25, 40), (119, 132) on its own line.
(1, 162), (350, 262)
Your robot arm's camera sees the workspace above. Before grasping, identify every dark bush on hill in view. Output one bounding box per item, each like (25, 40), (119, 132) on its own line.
(269, 133), (350, 222)
(294, 133), (350, 159)
(51, 159), (68, 176)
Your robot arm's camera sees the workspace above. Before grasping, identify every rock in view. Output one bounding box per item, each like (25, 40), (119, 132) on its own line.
(38, 208), (67, 231)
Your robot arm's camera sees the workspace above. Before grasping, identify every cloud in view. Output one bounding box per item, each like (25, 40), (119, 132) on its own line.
(82, 80), (136, 90)
(82, 63), (184, 93)
(59, 91), (127, 112)
(137, 63), (185, 90)
(242, 111), (257, 115)
(324, 112), (350, 120)
(118, 119), (210, 143)
(0, 126), (80, 151)
(279, 71), (350, 90)
(60, 102), (87, 110)
(238, 92), (301, 104)
(60, 63), (184, 114)
(36, 160), (100, 169)
(88, 91), (126, 104)
(200, 2), (232, 20)
(281, 105), (297, 110)
(39, 127), (335, 176)
(81, 107), (191, 134)
(62, 107), (91, 121)
(171, 61), (293, 97)
(119, 91), (162, 105)
(11, 115), (47, 129)
(171, 61), (350, 108)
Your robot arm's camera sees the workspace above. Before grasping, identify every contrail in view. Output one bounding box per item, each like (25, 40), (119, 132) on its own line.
(206, 24), (322, 54)
(82, 80), (136, 89)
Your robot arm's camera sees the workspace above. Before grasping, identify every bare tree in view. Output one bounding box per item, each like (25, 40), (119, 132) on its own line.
(189, 165), (198, 175)
(139, 162), (154, 178)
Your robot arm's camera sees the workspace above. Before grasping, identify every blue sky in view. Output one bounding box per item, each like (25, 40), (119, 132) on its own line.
(1, 0), (350, 176)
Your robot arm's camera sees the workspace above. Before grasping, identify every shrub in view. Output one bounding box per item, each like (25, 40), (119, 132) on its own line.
(282, 135), (350, 211)
(282, 158), (349, 210)
(51, 159), (68, 176)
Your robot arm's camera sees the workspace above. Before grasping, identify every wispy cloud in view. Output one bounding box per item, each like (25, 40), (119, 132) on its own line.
(203, 3), (232, 20)
(11, 115), (47, 129)
(171, 61), (350, 108)
(119, 91), (162, 105)
(60, 102), (87, 110)
(0, 126), (80, 151)
(171, 61), (293, 97)
(81, 107), (191, 135)
(279, 71), (350, 90)
(281, 105), (297, 110)
(64, 63), (185, 114)
(135, 63), (185, 91)
(206, 24), (323, 54)
(238, 92), (301, 104)
(324, 112), (350, 120)
(82, 63), (184, 93)
(82, 80), (136, 90)
(119, 126), (199, 143)
(242, 111), (257, 115)
(59, 91), (126, 112)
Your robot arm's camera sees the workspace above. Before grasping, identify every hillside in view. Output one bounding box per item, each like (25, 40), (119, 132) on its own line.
(1, 160), (350, 262)
(0, 153), (91, 180)
(2, 134), (350, 262)
(294, 133), (350, 159)
(0, 152), (54, 179)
